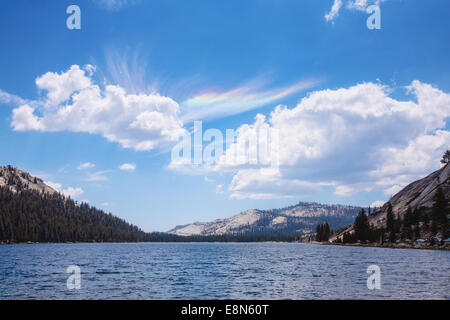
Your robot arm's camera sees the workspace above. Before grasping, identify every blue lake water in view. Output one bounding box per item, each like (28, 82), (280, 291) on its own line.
(0, 243), (448, 299)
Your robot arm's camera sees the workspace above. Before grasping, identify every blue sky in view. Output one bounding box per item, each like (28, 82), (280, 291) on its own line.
(0, 0), (449, 231)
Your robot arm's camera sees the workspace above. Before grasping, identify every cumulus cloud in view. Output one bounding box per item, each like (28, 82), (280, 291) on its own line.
(370, 200), (385, 208)
(35, 65), (93, 105)
(45, 181), (83, 199)
(334, 185), (355, 197)
(10, 65), (186, 151)
(62, 187), (84, 199)
(45, 181), (62, 191)
(77, 162), (96, 170)
(0, 89), (28, 106)
(229, 169), (320, 200)
(172, 80), (450, 200)
(119, 163), (136, 172)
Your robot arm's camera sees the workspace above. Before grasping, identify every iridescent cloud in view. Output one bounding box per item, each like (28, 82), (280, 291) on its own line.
(180, 78), (321, 122)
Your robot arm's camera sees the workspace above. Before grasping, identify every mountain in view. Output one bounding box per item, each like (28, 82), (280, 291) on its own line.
(0, 165), (148, 243)
(169, 202), (361, 236)
(334, 163), (450, 240)
(0, 165), (57, 195)
(369, 163), (449, 226)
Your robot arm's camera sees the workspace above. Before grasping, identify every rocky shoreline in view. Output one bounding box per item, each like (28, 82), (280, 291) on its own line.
(313, 241), (450, 250)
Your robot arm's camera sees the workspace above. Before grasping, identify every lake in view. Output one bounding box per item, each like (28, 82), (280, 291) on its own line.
(0, 243), (448, 299)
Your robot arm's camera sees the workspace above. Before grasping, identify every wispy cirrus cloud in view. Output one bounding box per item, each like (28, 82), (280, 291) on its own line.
(180, 78), (321, 122)
(87, 170), (111, 182)
(325, 0), (343, 22)
(105, 48), (151, 94)
(77, 162), (96, 170)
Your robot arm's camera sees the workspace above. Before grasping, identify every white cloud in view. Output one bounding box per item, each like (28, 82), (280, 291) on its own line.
(371, 130), (450, 193)
(5, 65), (317, 152)
(370, 200), (385, 208)
(10, 65), (186, 151)
(325, 0), (343, 22)
(346, 0), (384, 12)
(119, 163), (136, 172)
(229, 169), (320, 200)
(62, 187), (84, 199)
(35, 65), (92, 105)
(334, 185), (355, 196)
(45, 181), (62, 191)
(0, 89), (28, 106)
(45, 181), (83, 199)
(174, 80), (450, 200)
(87, 170), (110, 182)
(12, 105), (43, 131)
(325, 0), (386, 22)
(215, 184), (224, 194)
(383, 184), (403, 196)
(77, 162), (96, 170)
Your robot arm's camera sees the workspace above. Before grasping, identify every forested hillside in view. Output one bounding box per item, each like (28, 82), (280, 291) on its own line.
(0, 186), (148, 243)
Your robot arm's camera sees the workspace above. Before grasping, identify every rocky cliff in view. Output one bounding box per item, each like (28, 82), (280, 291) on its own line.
(333, 163), (450, 240)
(0, 165), (57, 195)
(368, 163), (450, 228)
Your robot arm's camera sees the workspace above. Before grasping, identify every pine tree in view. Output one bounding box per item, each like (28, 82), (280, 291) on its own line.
(354, 209), (371, 242)
(431, 187), (448, 238)
(316, 224), (322, 241)
(386, 202), (396, 242)
(323, 222), (330, 241)
(403, 207), (414, 239)
(440, 150), (450, 164)
(316, 222), (331, 242)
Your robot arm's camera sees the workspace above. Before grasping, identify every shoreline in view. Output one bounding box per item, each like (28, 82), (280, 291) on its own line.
(1, 240), (449, 250)
(312, 241), (450, 251)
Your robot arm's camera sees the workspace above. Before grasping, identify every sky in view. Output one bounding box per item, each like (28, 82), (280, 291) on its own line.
(0, 0), (449, 232)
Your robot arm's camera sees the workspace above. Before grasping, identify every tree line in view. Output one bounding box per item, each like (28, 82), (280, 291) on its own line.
(0, 186), (149, 243)
(316, 186), (448, 244)
(338, 186), (448, 244)
(0, 186), (305, 243)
